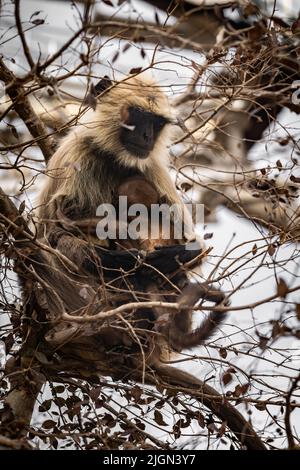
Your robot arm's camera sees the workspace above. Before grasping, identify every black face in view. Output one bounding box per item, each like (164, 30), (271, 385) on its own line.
(120, 106), (169, 159)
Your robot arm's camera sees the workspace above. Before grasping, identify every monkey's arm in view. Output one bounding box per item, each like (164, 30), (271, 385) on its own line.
(144, 242), (202, 275)
(46, 196), (202, 276)
(48, 226), (201, 280)
(47, 227), (140, 277)
(68, 236), (201, 278)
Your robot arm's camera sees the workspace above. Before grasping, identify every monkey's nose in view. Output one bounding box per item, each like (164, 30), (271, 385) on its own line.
(143, 128), (154, 146)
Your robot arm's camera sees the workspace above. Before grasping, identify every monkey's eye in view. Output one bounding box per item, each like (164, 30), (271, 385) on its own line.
(154, 116), (168, 131)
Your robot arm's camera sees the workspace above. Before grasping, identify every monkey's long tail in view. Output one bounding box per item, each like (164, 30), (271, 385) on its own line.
(149, 365), (266, 450)
(172, 283), (228, 350)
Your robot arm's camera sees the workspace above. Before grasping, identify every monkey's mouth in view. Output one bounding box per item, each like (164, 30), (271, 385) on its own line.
(124, 142), (152, 159)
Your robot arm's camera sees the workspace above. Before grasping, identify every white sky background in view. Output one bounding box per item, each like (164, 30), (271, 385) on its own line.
(0, 0), (300, 449)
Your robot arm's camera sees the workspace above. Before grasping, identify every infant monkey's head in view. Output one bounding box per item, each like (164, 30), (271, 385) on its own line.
(117, 176), (159, 208)
(116, 176), (175, 252)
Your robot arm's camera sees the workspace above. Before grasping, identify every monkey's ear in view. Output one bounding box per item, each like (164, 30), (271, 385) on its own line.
(95, 76), (112, 95)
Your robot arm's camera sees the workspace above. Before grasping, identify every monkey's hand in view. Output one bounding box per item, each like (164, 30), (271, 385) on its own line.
(142, 242), (202, 275)
(92, 246), (143, 276)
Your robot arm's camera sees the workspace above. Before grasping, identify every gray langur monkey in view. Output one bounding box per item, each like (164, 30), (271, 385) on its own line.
(34, 74), (226, 368)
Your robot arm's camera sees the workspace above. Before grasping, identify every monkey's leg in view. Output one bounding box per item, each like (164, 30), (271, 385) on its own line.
(179, 282), (226, 306)
(170, 283), (227, 350)
(149, 365), (266, 451)
(173, 310), (227, 350)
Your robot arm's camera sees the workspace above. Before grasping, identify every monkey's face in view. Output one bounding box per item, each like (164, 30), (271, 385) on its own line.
(88, 75), (173, 169)
(120, 106), (170, 159)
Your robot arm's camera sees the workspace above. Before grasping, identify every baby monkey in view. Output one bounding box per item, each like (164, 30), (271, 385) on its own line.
(113, 175), (177, 251)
